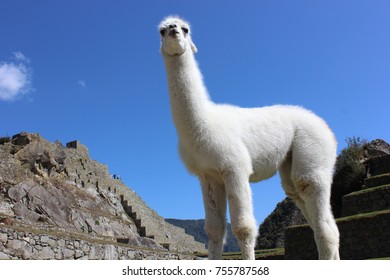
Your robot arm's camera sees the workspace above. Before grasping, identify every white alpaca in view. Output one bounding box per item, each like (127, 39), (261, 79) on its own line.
(159, 16), (340, 260)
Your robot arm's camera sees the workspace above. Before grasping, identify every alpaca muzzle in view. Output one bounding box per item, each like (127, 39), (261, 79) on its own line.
(168, 28), (179, 37)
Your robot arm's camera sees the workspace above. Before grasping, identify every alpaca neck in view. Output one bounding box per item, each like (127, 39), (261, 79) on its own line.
(163, 51), (211, 134)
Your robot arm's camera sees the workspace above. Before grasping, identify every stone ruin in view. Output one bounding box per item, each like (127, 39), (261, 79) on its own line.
(284, 142), (390, 259)
(0, 132), (206, 259)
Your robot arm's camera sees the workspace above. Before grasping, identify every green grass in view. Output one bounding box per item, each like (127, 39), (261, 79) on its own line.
(287, 209), (390, 230)
(344, 184), (390, 197)
(364, 173), (390, 188)
(221, 248), (285, 260)
(336, 209), (390, 223)
(369, 173), (390, 179)
(195, 248), (286, 260)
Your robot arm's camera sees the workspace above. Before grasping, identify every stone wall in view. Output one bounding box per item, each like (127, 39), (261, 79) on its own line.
(338, 211), (390, 260)
(0, 225), (197, 260)
(285, 210), (390, 260)
(342, 185), (390, 217)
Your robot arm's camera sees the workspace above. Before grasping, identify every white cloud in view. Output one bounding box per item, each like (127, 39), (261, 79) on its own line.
(0, 52), (33, 101)
(13, 51), (30, 63)
(78, 80), (86, 88)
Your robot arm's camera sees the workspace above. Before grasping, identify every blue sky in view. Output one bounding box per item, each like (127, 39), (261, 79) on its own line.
(1, 1), (389, 225)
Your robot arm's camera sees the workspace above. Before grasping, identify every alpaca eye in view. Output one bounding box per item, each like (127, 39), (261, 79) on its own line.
(160, 28), (166, 36)
(181, 27), (189, 34)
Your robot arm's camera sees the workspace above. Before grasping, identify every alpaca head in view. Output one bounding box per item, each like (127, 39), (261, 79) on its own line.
(159, 16), (197, 56)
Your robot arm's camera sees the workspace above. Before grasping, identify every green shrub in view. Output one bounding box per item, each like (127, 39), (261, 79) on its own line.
(0, 136), (11, 145)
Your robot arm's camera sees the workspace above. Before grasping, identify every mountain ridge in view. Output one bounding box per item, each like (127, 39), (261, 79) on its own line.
(166, 218), (240, 252)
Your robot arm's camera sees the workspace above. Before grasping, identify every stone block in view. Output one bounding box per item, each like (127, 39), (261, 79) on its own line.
(0, 233), (8, 243)
(40, 235), (49, 243)
(88, 245), (103, 260)
(6, 239), (24, 252)
(47, 237), (57, 247)
(63, 248), (75, 259)
(37, 246), (55, 260)
(57, 239), (65, 248)
(75, 250), (84, 259)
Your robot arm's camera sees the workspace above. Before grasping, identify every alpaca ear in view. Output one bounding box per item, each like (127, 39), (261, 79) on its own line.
(191, 41), (198, 53)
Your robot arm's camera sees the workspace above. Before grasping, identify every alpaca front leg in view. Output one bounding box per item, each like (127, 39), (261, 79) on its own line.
(224, 172), (257, 260)
(200, 176), (227, 260)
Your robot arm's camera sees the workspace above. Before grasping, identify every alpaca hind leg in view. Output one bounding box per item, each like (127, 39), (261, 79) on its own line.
(294, 177), (340, 260)
(223, 171), (257, 260)
(200, 176), (227, 260)
(279, 158), (312, 226)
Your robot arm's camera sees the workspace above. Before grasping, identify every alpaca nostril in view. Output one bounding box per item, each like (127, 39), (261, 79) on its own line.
(167, 24), (179, 36)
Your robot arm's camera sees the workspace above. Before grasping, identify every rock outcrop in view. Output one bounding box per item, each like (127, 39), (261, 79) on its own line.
(255, 198), (306, 250)
(0, 132), (205, 259)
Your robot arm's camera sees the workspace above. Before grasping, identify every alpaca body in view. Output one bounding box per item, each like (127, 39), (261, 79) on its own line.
(178, 104), (336, 183)
(159, 16), (340, 260)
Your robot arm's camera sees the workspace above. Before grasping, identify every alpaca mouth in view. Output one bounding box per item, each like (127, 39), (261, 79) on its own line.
(169, 30), (179, 37)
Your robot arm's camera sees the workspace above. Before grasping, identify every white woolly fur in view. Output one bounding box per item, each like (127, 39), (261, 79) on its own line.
(159, 16), (340, 260)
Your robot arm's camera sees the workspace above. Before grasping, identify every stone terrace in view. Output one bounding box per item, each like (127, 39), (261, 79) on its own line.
(62, 139), (206, 255)
(0, 133), (205, 259)
(284, 154), (390, 259)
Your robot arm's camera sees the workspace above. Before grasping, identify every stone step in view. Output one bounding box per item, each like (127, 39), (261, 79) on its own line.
(363, 173), (390, 189)
(116, 186), (206, 254)
(284, 210), (390, 259)
(120, 197), (149, 237)
(120, 191), (166, 241)
(341, 185), (390, 217)
(366, 155), (390, 177)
